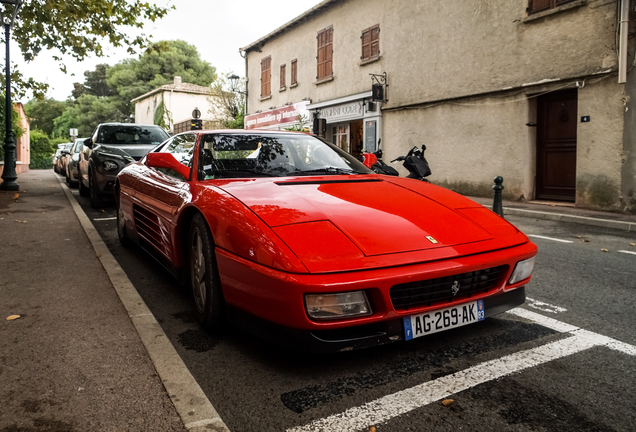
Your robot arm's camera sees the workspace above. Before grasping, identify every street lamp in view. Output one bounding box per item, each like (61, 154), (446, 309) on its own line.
(0, 0), (23, 191)
(227, 74), (246, 96)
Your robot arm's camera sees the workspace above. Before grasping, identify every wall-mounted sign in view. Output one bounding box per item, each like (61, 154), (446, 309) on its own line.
(318, 101), (362, 122)
(245, 101), (310, 129)
(581, 116), (590, 123)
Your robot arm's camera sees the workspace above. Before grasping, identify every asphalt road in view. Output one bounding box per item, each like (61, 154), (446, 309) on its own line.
(68, 180), (636, 432)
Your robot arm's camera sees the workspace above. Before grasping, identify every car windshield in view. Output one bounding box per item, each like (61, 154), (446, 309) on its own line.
(199, 133), (373, 179)
(97, 125), (168, 145)
(73, 139), (87, 153)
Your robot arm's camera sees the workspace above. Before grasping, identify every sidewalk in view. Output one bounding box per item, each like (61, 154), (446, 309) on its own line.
(467, 195), (636, 232)
(0, 170), (186, 431)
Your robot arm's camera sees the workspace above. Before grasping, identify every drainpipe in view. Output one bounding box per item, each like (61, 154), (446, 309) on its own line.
(619, 0), (630, 84)
(240, 49), (248, 121)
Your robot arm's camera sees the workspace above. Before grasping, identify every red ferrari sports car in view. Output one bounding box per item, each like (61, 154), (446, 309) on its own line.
(116, 130), (537, 352)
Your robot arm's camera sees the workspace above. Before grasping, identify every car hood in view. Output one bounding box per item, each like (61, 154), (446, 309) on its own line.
(215, 176), (526, 272)
(94, 144), (156, 160)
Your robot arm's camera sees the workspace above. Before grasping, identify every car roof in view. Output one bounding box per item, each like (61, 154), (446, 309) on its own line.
(97, 123), (164, 128)
(189, 129), (313, 136)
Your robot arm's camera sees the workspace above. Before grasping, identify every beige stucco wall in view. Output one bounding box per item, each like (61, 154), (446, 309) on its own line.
(383, 94), (534, 201)
(576, 76), (626, 211)
(247, 0), (618, 113)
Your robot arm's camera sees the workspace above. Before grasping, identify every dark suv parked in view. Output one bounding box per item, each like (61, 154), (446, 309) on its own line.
(78, 123), (169, 208)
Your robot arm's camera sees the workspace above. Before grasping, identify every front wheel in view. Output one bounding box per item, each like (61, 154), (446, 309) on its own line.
(189, 213), (226, 333)
(78, 174), (89, 197)
(116, 201), (132, 248)
(89, 171), (104, 209)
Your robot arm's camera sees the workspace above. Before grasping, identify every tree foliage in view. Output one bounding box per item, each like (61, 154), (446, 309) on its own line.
(107, 40), (217, 114)
(0, 95), (25, 160)
(53, 94), (127, 137)
(72, 64), (115, 99)
(2, 0), (174, 99)
(24, 98), (67, 135)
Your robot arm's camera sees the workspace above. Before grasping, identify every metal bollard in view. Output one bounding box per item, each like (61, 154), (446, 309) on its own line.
(492, 176), (504, 217)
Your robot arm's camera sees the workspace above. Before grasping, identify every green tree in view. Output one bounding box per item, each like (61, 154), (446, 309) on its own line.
(24, 98), (67, 135)
(53, 94), (127, 138)
(1, 0), (174, 99)
(28, 129), (55, 169)
(107, 40), (217, 115)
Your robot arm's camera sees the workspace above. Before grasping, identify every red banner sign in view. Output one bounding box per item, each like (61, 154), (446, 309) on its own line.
(245, 101), (310, 129)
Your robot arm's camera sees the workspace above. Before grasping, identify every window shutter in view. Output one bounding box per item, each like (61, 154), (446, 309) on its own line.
(370, 26), (380, 57)
(291, 59), (297, 85)
(317, 27), (333, 80)
(280, 64), (286, 88)
(260, 56), (271, 97)
(361, 25), (380, 60)
(528, 0), (575, 14)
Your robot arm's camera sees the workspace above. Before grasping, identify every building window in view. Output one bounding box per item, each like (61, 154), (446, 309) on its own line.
(528, 0), (576, 14)
(291, 59), (298, 85)
(332, 125), (349, 153)
(280, 64), (286, 89)
(317, 26), (333, 80)
(261, 56), (271, 97)
(361, 25), (379, 60)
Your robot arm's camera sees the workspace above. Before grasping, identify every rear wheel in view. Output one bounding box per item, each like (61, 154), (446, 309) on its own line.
(89, 171), (104, 208)
(189, 213), (226, 332)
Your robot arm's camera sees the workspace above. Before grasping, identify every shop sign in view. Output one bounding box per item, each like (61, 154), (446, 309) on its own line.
(245, 101), (310, 129)
(318, 101), (361, 122)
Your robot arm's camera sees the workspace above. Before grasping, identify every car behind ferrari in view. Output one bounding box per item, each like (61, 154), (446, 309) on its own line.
(116, 130), (537, 352)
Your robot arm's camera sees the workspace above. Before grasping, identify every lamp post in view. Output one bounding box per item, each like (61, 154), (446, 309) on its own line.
(228, 73), (247, 105)
(0, 0), (22, 191)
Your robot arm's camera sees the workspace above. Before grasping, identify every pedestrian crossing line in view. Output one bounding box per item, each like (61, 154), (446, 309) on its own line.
(289, 307), (636, 432)
(527, 234), (573, 243)
(618, 250), (636, 256)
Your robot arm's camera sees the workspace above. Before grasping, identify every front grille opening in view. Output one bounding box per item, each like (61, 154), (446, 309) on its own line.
(390, 265), (508, 311)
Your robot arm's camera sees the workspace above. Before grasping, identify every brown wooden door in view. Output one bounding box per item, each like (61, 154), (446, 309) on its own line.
(536, 89), (577, 201)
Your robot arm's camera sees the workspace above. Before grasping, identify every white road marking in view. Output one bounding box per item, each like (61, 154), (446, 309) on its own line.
(527, 234), (573, 243)
(618, 250), (636, 255)
(290, 307), (636, 432)
(93, 217), (117, 221)
(525, 296), (567, 314)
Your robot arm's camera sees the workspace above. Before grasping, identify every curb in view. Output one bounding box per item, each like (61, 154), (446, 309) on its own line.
(481, 204), (636, 232)
(56, 176), (230, 432)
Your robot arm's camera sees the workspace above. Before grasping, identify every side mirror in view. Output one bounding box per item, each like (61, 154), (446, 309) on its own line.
(146, 152), (191, 180)
(61, 150), (70, 156)
(83, 138), (94, 149)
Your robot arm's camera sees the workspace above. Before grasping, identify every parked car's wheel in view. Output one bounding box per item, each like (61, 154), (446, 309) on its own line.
(116, 201), (132, 248)
(189, 213), (226, 332)
(78, 175), (89, 197)
(89, 171), (104, 208)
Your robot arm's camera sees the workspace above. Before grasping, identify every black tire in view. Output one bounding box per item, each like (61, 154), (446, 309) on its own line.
(116, 201), (132, 248)
(78, 174), (89, 197)
(189, 213), (226, 332)
(65, 167), (71, 186)
(89, 171), (105, 209)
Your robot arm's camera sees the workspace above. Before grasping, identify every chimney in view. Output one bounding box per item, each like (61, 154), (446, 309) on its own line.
(174, 76), (182, 85)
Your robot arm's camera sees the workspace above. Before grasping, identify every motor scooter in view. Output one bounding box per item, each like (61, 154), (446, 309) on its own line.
(391, 145), (432, 181)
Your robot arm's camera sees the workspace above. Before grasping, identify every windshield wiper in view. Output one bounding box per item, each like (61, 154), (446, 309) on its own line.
(293, 167), (358, 176)
(211, 169), (278, 178)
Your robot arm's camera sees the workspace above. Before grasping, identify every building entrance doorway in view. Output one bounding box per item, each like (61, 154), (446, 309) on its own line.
(536, 89), (577, 201)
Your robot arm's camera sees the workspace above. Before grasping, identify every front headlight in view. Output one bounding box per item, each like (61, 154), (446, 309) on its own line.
(102, 160), (119, 171)
(305, 291), (371, 320)
(508, 256), (536, 284)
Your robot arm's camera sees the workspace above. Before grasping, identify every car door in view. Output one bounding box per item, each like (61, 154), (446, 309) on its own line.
(132, 133), (197, 262)
(79, 130), (97, 187)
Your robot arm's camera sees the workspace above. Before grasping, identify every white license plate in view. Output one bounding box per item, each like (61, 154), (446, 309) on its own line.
(403, 300), (485, 341)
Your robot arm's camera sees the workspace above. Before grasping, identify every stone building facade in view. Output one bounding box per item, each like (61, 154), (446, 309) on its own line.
(241, 0), (636, 213)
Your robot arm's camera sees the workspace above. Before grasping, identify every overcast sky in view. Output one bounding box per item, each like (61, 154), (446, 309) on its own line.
(12, 0), (323, 102)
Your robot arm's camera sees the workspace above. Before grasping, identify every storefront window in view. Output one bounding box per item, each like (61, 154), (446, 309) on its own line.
(332, 125), (349, 153)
